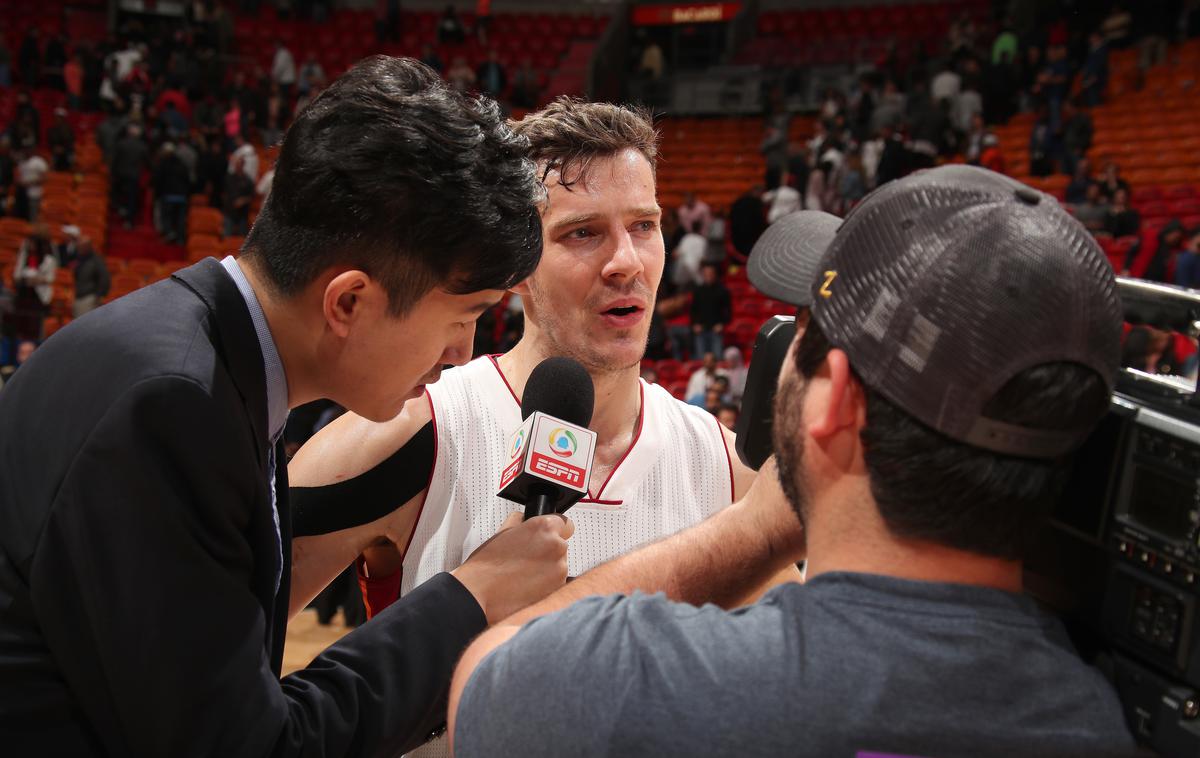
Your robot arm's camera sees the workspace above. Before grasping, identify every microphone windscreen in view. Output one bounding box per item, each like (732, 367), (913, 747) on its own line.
(521, 357), (595, 427)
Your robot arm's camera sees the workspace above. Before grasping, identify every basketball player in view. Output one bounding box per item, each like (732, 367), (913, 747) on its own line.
(287, 99), (791, 628)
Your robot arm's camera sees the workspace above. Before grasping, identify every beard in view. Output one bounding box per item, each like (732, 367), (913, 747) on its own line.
(528, 278), (654, 374)
(772, 367), (811, 528)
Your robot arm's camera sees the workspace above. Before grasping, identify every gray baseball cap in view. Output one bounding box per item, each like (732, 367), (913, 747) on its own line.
(748, 165), (1123, 460)
(748, 210), (842, 307)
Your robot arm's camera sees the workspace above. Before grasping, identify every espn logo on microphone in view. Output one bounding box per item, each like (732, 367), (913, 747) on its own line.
(531, 452), (586, 487)
(498, 411), (597, 496)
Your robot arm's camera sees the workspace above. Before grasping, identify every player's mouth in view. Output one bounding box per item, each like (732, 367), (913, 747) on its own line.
(599, 300), (646, 328)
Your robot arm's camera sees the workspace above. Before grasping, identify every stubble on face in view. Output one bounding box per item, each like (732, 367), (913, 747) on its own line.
(772, 367), (811, 527)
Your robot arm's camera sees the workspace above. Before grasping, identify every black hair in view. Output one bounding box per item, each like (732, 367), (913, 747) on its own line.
(243, 56), (543, 316)
(795, 319), (1110, 559)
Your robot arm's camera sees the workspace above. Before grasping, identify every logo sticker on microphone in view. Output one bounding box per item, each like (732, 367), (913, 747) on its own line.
(510, 428), (526, 460)
(547, 428), (578, 458)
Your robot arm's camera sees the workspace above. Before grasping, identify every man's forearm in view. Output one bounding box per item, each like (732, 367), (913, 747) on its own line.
(503, 498), (800, 628)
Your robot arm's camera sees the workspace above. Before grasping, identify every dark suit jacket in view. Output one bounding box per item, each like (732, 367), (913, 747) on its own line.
(0, 258), (487, 757)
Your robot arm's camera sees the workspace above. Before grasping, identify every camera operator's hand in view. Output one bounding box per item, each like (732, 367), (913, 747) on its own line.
(739, 456), (806, 564)
(450, 512), (573, 624)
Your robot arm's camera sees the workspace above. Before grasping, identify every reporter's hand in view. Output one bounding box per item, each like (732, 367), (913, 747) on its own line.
(451, 512), (573, 624)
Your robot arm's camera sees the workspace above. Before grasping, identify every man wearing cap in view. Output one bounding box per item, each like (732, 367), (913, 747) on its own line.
(447, 165), (1135, 757)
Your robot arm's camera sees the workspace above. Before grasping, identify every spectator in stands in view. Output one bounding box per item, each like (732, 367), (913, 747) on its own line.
(222, 96), (242, 146)
(837, 152), (867, 212)
(1043, 44), (1071, 131)
(1028, 107), (1056, 177)
(1073, 182), (1110, 234)
(297, 53), (326, 98)
(1128, 219), (1185, 283)
(47, 108), (76, 172)
(44, 33), (67, 91)
(447, 56), (476, 94)
(419, 43), (444, 74)
(849, 74), (876, 141)
(869, 79), (906, 135)
(722, 345), (747, 401)
(0, 37), (10, 88)
(1081, 31), (1110, 106)
(511, 57), (539, 109)
(154, 142), (192, 244)
(438, 5), (467, 45)
(1098, 161), (1130, 202)
(228, 132), (258, 183)
(12, 223), (56, 341)
(673, 221), (707, 290)
(19, 29), (41, 89)
(658, 290), (692, 360)
(729, 184), (766, 262)
(1175, 227), (1200, 290)
(677, 192), (712, 238)
(694, 375), (731, 413)
(1061, 101), (1093, 177)
(1065, 157), (1093, 204)
(0, 137), (13, 215)
(1106, 187), (1141, 240)
(1103, 3), (1134, 47)
(257, 165), (275, 202)
(475, 0), (493, 46)
(964, 113), (986, 164)
(271, 40), (297, 95)
(71, 237), (110, 317)
(766, 172), (802, 222)
(685, 351), (727, 405)
(375, 0), (402, 43)
(952, 69), (983, 135)
(759, 118), (789, 189)
(64, 53), (84, 111)
(197, 135), (225, 207)
(715, 403), (738, 431)
(222, 154), (254, 237)
(0, 339), (38, 386)
(977, 134), (1005, 174)
(930, 62), (961, 108)
(690, 262), (731, 359)
(111, 123), (148, 228)
(476, 50), (506, 101)
(15, 147), (49, 223)
(124, 60), (152, 101)
(57, 225), (82, 267)
(261, 83), (287, 148)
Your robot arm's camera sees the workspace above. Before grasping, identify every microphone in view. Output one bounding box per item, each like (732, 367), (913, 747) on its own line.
(496, 357), (598, 519)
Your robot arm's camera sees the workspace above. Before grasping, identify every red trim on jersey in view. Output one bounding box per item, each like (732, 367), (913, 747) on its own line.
(593, 382), (645, 501)
(713, 412), (736, 502)
(358, 389), (440, 619)
(577, 497), (625, 506)
(487, 354), (522, 406)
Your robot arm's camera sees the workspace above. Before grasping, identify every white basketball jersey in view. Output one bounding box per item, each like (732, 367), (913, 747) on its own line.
(400, 356), (733, 757)
(401, 355), (735, 591)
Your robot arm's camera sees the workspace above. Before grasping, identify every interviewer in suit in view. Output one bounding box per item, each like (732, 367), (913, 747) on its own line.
(0, 56), (571, 757)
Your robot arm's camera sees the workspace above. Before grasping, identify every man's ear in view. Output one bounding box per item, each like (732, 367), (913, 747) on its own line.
(807, 348), (864, 440)
(323, 269), (371, 338)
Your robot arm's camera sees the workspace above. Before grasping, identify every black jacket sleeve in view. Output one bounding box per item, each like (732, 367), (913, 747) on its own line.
(29, 376), (486, 757)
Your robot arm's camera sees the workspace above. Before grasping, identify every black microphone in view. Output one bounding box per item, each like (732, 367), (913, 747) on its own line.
(496, 357), (597, 519)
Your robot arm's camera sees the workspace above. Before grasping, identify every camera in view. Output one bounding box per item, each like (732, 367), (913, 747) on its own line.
(734, 280), (1200, 757)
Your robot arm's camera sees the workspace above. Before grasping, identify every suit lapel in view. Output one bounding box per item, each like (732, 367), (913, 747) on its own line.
(172, 259), (285, 667)
(172, 258), (271, 468)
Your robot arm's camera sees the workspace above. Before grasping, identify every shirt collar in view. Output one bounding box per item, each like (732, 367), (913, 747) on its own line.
(220, 255), (289, 441)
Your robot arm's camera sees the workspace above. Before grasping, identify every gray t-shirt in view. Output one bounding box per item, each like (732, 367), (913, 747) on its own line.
(455, 572), (1135, 757)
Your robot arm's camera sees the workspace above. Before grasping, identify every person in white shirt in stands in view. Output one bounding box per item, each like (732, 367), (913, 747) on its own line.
(271, 40), (297, 94)
(228, 132), (258, 184)
(764, 172), (802, 224)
